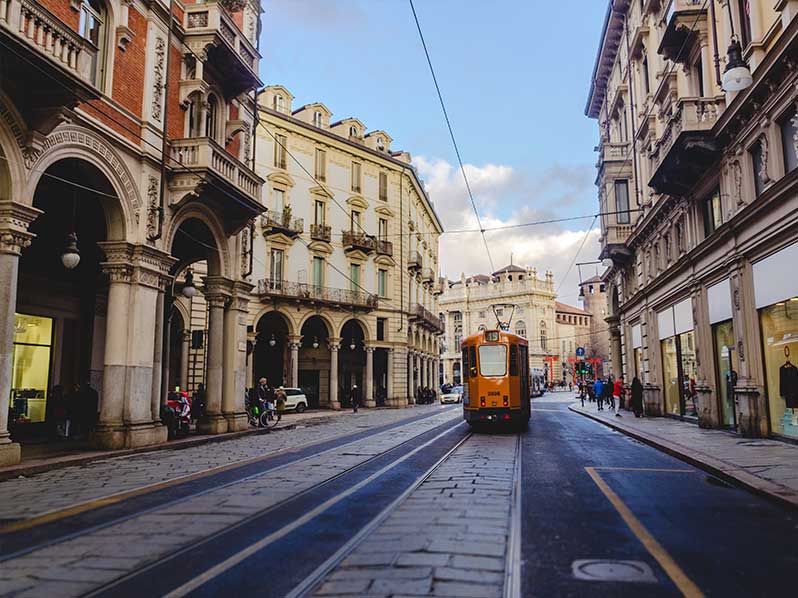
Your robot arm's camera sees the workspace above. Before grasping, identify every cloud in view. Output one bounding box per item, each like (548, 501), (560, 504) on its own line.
(413, 157), (601, 305)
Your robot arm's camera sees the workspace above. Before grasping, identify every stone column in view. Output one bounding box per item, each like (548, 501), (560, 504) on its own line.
(0, 202), (39, 466)
(607, 316), (623, 379)
(410, 352), (418, 404)
(222, 285), (250, 432)
(329, 338), (341, 409)
(691, 284), (718, 428)
(289, 335), (301, 388)
(198, 284), (228, 434)
(386, 348), (394, 405)
(364, 346), (375, 407)
(150, 288), (165, 421)
(180, 329), (191, 390)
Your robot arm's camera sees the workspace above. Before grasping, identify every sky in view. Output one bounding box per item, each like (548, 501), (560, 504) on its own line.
(259, 0), (609, 305)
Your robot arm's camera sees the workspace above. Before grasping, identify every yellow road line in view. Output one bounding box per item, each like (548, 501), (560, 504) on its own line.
(585, 467), (704, 598)
(592, 467), (694, 473)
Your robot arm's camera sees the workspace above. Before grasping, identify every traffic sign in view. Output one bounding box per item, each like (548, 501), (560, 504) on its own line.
(576, 346), (585, 357)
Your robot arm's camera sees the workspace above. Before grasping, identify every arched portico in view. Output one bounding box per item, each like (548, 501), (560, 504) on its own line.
(298, 315), (332, 408)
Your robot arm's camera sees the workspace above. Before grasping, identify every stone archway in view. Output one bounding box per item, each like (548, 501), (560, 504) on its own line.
(299, 315), (332, 408)
(253, 310), (293, 388)
(339, 319), (368, 407)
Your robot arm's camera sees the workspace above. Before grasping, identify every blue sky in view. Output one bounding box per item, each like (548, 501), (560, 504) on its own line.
(260, 0), (608, 299)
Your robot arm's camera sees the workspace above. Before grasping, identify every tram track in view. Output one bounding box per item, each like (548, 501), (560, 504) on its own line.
(83, 419), (470, 598)
(0, 407), (459, 562)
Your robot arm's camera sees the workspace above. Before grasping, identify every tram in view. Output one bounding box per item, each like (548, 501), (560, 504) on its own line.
(461, 328), (531, 429)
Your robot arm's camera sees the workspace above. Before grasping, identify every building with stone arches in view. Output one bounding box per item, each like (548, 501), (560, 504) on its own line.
(0, 0), (264, 466)
(247, 86), (444, 408)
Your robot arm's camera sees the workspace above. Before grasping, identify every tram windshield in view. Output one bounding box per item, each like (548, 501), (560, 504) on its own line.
(478, 345), (507, 377)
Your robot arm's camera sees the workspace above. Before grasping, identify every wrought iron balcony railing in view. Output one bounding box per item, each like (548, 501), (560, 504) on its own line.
(342, 230), (376, 253)
(376, 239), (393, 256)
(310, 223), (331, 242)
(262, 208), (303, 237)
(256, 279), (378, 310)
(410, 303), (445, 334)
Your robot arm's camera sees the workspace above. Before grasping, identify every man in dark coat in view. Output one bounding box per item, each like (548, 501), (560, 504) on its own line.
(351, 384), (361, 413)
(631, 377), (644, 417)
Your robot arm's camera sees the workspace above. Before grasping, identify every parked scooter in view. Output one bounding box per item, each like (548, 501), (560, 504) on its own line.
(162, 390), (192, 439)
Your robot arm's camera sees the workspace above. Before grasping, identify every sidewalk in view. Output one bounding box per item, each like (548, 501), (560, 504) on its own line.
(0, 408), (350, 481)
(570, 400), (798, 510)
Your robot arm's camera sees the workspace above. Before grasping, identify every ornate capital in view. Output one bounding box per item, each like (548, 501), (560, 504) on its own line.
(0, 202), (42, 256)
(102, 263), (134, 284)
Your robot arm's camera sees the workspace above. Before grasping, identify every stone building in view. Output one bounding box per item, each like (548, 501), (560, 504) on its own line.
(577, 275), (610, 378)
(555, 301), (592, 384)
(248, 85), (444, 408)
(0, 0), (264, 465)
(439, 265), (557, 385)
(587, 1), (798, 439)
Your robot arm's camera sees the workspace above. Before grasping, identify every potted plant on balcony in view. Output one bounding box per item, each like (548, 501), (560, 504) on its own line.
(282, 205), (292, 228)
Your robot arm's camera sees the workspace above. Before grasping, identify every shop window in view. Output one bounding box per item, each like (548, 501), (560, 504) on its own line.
(760, 299), (798, 438)
(713, 320), (738, 428)
(737, 0), (752, 47)
(614, 180), (630, 224)
(779, 107), (798, 175)
(750, 141), (765, 197)
(10, 314), (53, 426)
(661, 330), (698, 418)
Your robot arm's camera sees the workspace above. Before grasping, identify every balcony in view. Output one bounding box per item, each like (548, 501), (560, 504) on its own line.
(262, 208), (303, 238)
(601, 224), (634, 247)
(649, 97), (724, 196)
(169, 137), (264, 234)
(376, 239), (393, 257)
(408, 251), (422, 272)
(421, 267), (435, 283)
(310, 223), (331, 243)
(256, 279), (378, 311)
(659, 0), (707, 63)
(183, 0), (262, 97)
(0, 0), (100, 136)
(410, 303), (445, 334)
(342, 230), (376, 253)
(597, 142), (630, 165)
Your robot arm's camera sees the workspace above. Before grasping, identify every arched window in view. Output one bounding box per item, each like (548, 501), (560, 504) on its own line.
(273, 94), (284, 112)
(377, 136), (384, 150)
(79, 0), (107, 86)
(515, 321), (526, 338)
(206, 94), (218, 141)
(539, 321), (547, 351)
(313, 111), (322, 127)
(349, 125), (358, 138)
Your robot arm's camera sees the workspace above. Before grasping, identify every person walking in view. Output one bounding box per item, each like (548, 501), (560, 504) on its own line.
(351, 384), (361, 413)
(631, 376), (644, 418)
(594, 378), (604, 411)
(603, 377), (613, 412)
(613, 375), (625, 417)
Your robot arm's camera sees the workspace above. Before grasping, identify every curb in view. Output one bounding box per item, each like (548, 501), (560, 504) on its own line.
(0, 413), (341, 482)
(569, 403), (798, 511)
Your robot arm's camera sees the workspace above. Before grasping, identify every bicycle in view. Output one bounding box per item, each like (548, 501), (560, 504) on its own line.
(246, 400), (281, 429)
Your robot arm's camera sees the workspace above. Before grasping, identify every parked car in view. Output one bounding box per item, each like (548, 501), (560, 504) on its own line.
(279, 387), (309, 413)
(440, 385), (463, 404)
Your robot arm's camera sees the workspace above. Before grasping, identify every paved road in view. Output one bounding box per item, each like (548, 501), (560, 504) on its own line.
(1, 395), (796, 597)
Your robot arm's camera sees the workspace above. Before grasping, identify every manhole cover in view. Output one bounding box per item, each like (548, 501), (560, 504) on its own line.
(572, 560), (657, 583)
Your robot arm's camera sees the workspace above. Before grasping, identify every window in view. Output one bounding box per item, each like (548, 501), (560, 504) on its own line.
(377, 318), (386, 341)
(478, 345), (507, 377)
(79, 0), (106, 86)
(378, 269), (388, 297)
(703, 187), (722, 237)
(313, 111), (323, 127)
(737, 0), (752, 47)
(273, 188), (285, 213)
(378, 218), (388, 240)
(349, 125), (358, 138)
(376, 136), (385, 150)
(314, 200), (325, 226)
(509, 345), (519, 376)
(478, 311), (486, 319)
(515, 321), (527, 338)
(351, 162), (362, 192)
(641, 54), (650, 95)
(312, 256), (325, 288)
(274, 134), (287, 169)
(269, 249), (284, 286)
(779, 108), (798, 175)
(349, 263), (361, 291)
(206, 95), (219, 141)
(350, 210), (361, 231)
(750, 141), (765, 197)
(315, 149), (326, 181)
(273, 94), (284, 112)
(379, 172), (388, 201)
(694, 55), (704, 97)
(615, 180), (631, 224)
(187, 97), (198, 137)
(10, 314), (53, 424)
(540, 322), (547, 351)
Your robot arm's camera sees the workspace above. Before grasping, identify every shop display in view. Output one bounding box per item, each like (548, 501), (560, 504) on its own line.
(760, 301), (798, 438)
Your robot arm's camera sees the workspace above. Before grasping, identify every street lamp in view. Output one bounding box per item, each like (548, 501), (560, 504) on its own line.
(61, 232), (80, 270)
(721, 0), (753, 92)
(181, 270), (198, 299)
(269, 334), (277, 347)
(349, 339), (356, 350)
(312, 336), (319, 349)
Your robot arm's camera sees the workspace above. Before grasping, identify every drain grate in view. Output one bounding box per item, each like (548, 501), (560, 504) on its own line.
(572, 559), (657, 583)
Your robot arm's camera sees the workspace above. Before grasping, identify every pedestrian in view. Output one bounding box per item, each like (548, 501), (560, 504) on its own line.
(193, 383), (206, 419)
(594, 378), (604, 411)
(275, 386), (287, 413)
(82, 380), (99, 436)
(631, 376), (644, 418)
(613, 375), (625, 417)
(579, 381), (586, 408)
(351, 384), (360, 413)
(603, 377), (613, 412)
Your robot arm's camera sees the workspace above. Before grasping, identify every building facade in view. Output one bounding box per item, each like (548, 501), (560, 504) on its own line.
(577, 275), (610, 378)
(0, 0), (265, 466)
(587, 0), (798, 440)
(555, 302), (592, 384)
(249, 85), (444, 409)
(439, 265), (557, 384)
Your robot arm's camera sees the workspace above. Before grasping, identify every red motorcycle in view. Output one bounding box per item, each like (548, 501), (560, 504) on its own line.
(163, 390), (192, 439)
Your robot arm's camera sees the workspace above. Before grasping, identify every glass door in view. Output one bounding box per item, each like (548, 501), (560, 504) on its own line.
(713, 320), (737, 428)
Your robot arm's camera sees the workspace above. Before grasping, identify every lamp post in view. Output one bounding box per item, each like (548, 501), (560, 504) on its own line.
(721, 0), (753, 92)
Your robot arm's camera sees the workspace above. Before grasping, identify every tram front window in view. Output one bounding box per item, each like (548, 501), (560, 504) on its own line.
(478, 345), (507, 377)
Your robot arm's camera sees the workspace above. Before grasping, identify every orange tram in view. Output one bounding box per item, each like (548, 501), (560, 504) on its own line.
(461, 329), (531, 429)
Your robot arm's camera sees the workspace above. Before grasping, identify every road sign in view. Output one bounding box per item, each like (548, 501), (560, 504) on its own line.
(576, 346), (585, 358)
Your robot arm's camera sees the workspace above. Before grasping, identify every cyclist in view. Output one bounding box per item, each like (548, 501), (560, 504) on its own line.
(256, 377), (275, 421)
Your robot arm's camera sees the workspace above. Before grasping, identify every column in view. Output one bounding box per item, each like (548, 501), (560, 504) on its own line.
(386, 348), (394, 406)
(691, 285), (718, 428)
(410, 352), (418, 403)
(198, 289), (227, 434)
(329, 339), (341, 409)
(180, 329), (191, 390)
(222, 286), (250, 432)
(150, 288), (165, 421)
(364, 346), (375, 407)
(289, 335), (301, 387)
(607, 316), (623, 379)
(94, 266), (132, 450)
(0, 203), (38, 466)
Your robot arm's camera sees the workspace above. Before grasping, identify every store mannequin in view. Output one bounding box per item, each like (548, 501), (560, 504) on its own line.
(780, 347), (798, 427)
